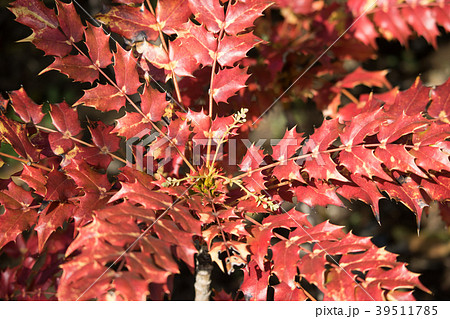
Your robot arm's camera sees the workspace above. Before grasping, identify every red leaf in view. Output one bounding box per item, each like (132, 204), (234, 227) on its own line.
(19, 166), (47, 197)
(271, 239), (299, 288)
(170, 22), (217, 72)
(224, 0), (272, 35)
(409, 146), (450, 172)
(271, 127), (303, 162)
(273, 282), (308, 301)
(421, 175), (450, 202)
(156, 0), (192, 35)
(217, 33), (262, 67)
(56, 0), (84, 43)
(402, 6), (439, 49)
(377, 173), (428, 225)
(212, 67), (249, 104)
(9, 88), (44, 124)
(188, 0), (224, 33)
(240, 260), (270, 301)
(428, 76), (450, 123)
(377, 112), (428, 144)
(75, 84), (126, 112)
(35, 203), (75, 253)
(375, 144), (427, 178)
(50, 102), (82, 136)
(40, 55), (99, 83)
(65, 161), (111, 194)
(112, 112), (150, 139)
(303, 118), (347, 182)
(89, 122), (121, 154)
(97, 5), (158, 41)
(373, 7), (411, 46)
(9, 0), (72, 57)
(340, 147), (392, 181)
(0, 116), (40, 162)
(385, 78), (430, 116)
(340, 107), (386, 147)
(114, 46), (142, 95)
(84, 22), (113, 68)
(45, 170), (78, 201)
(0, 183), (38, 249)
(340, 67), (391, 89)
(272, 159), (305, 184)
(294, 181), (343, 208)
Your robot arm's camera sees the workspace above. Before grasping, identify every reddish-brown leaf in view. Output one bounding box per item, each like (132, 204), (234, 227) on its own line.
(0, 183), (38, 249)
(217, 33), (262, 67)
(35, 203), (76, 253)
(303, 118), (347, 182)
(188, 0), (224, 33)
(40, 55), (99, 83)
(156, 0), (191, 35)
(224, 0), (272, 35)
(9, 88), (44, 124)
(240, 260), (270, 301)
(96, 5), (158, 41)
(75, 84), (126, 112)
(114, 46), (142, 95)
(428, 76), (450, 122)
(0, 116), (40, 162)
(9, 0), (72, 57)
(84, 22), (113, 68)
(212, 67), (249, 104)
(55, 0), (84, 43)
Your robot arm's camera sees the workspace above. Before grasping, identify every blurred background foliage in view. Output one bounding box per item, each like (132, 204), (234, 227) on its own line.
(0, 0), (449, 300)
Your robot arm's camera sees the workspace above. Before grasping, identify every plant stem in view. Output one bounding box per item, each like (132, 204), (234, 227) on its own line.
(206, 27), (226, 168)
(230, 142), (402, 182)
(0, 151), (51, 172)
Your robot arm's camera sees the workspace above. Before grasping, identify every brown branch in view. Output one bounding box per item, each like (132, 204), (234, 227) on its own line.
(0, 151), (51, 172)
(206, 26), (226, 168)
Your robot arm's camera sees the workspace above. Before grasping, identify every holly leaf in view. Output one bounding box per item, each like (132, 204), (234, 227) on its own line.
(65, 161), (111, 195)
(35, 203), (76, 253)
(428, 76), (450, 123)
(84, 22), (113, 68)
(114, 46), (142, 95)
(0, 115), (40, 162)
(55, 0), (84, 43)
(212, 67), (249, 104)
(40, 55), (99, 84)
(45, 170), (78, 202)
(303, 118), (347, 182)
(0, 183), (38, 249)
(187, 0), (224, 33)
(48, 102), (82, 154)
(9, 88), (44, 124)
(224, 0), (272, 35)
(19, 165), (47, 197)
(75, 84), (126, 112)
(373, 7), (412, 46)
(9, 0), (72, 57)
(96, 5), (159, 41)
(156, 0), (192, 35)
(402, 6), (439, 49)
(340, 147), (392, 181)
(240, 260), (270, 301)
(217, 33), (262, 67)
